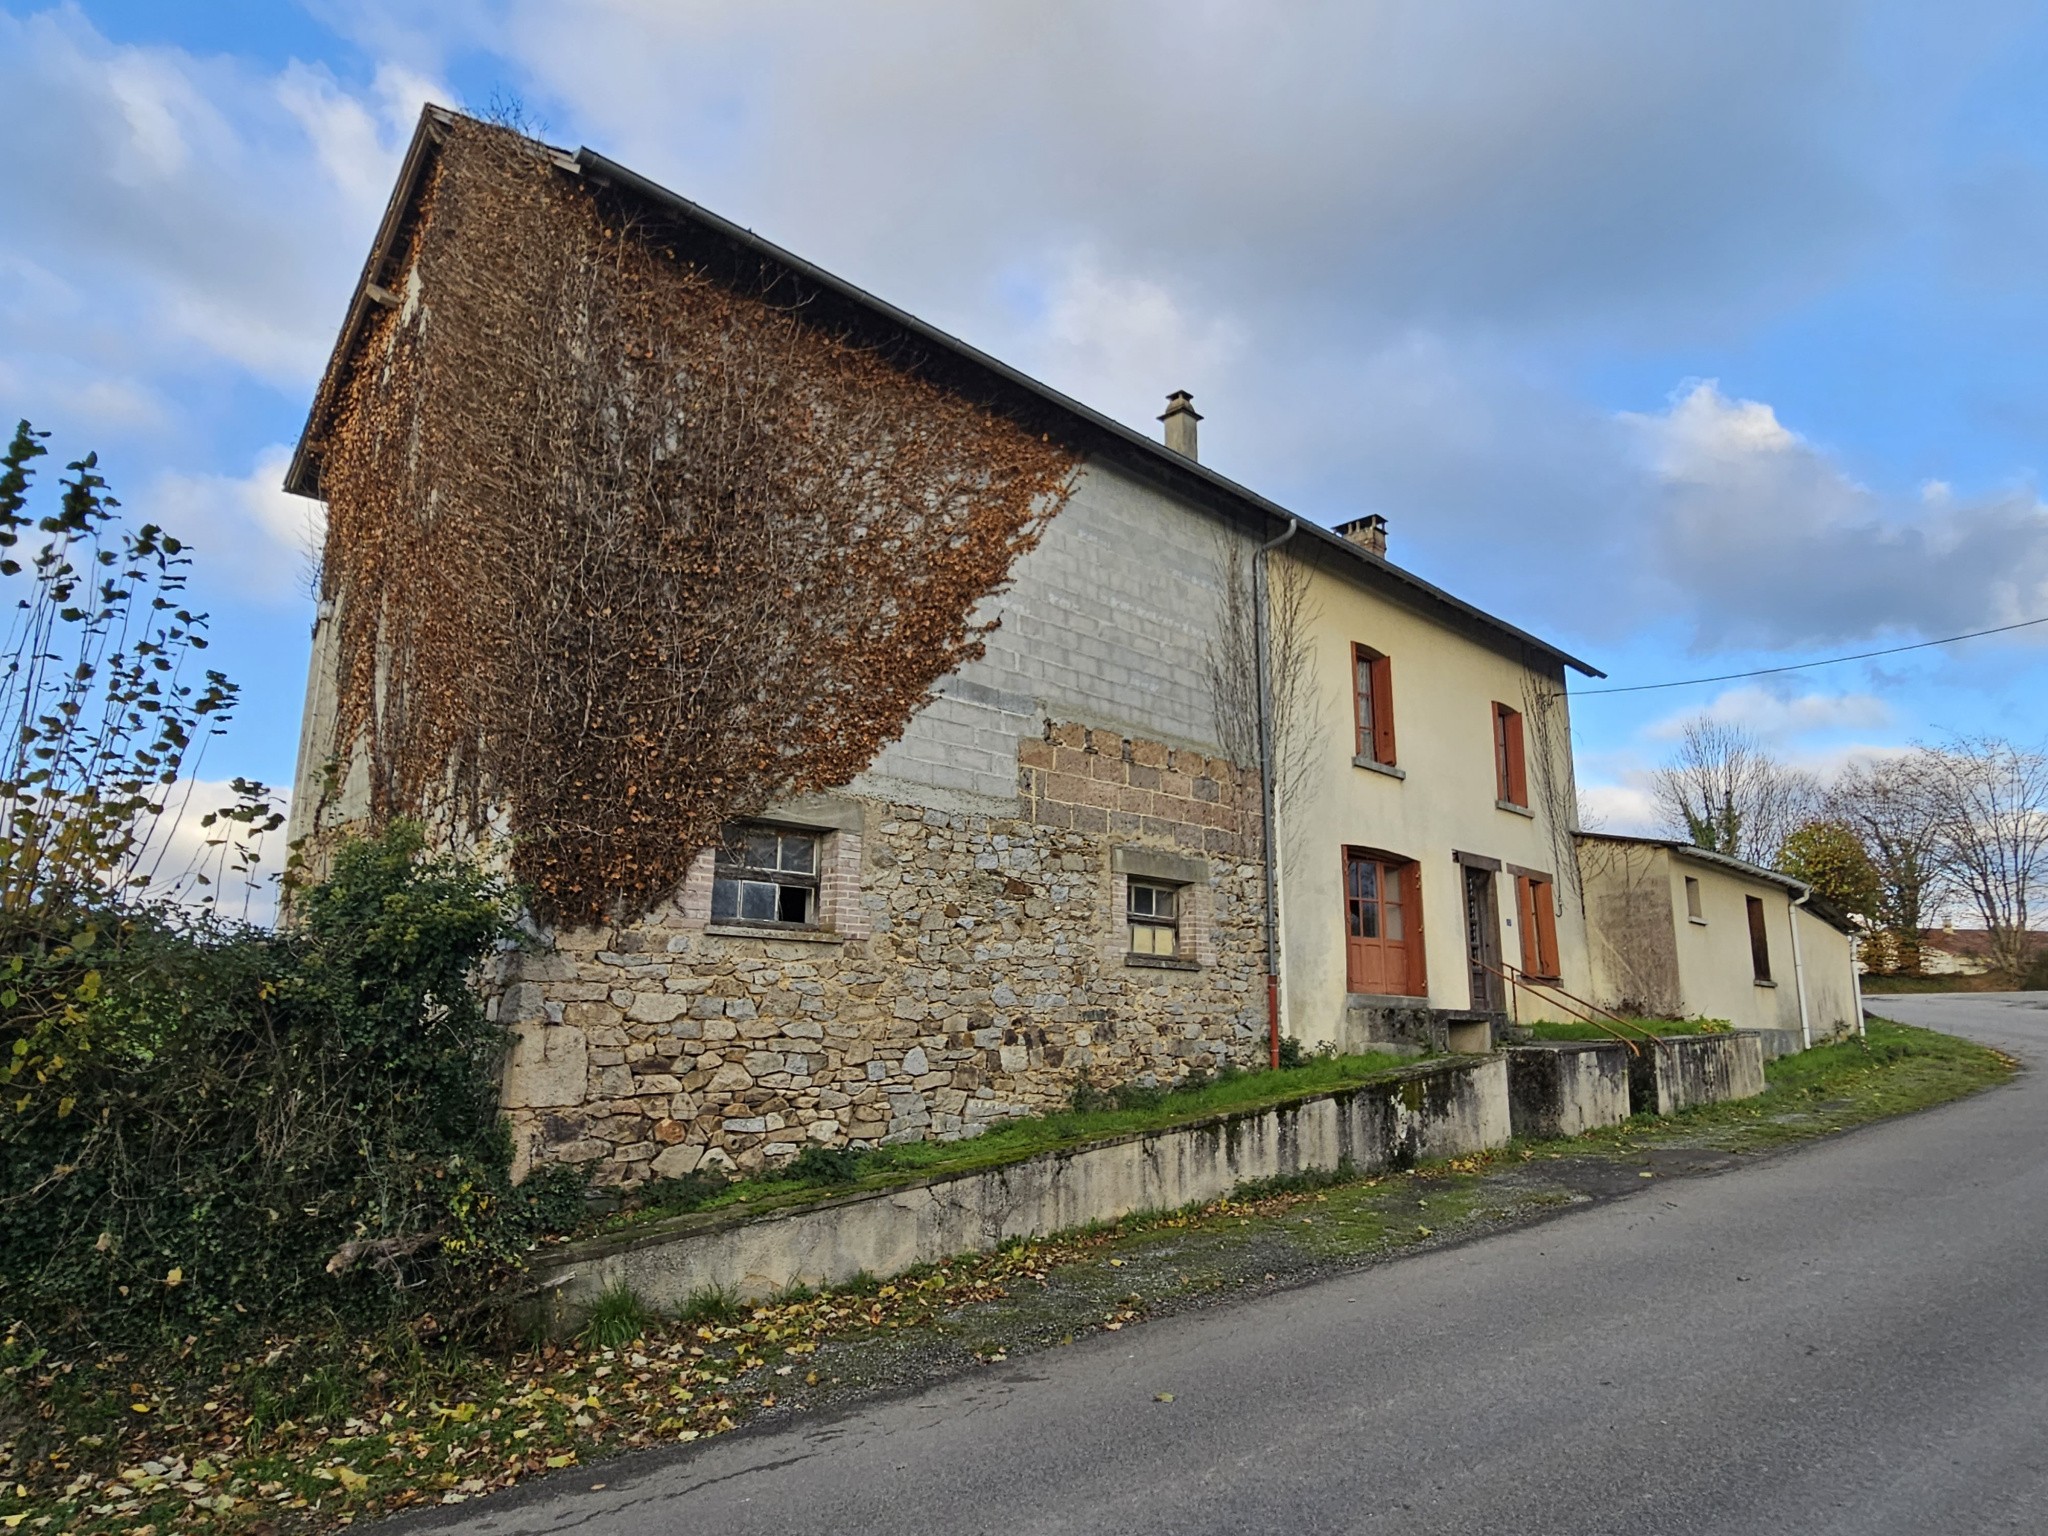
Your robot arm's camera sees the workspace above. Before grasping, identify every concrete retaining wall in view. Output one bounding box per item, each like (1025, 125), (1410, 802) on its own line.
(526, 1054), (1510, 1331)
(1628, 1033), (1767, 1116)
(1503, 1043), (1632, 1140)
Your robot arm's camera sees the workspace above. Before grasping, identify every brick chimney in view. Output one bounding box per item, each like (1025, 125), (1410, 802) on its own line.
(1335, 514), (1388, 556)
(1159, 390), (1202, 460)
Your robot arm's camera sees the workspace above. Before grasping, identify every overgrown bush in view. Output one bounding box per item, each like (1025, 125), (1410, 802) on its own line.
(0, 824), (579, 1347)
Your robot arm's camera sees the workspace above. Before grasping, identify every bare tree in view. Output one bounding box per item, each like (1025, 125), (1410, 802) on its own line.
(1921, 737), (2048, 977)
(1826, 754), (1944, 974)
(1207, 539), (1321, 850)
(1651, 718), (1817, 867)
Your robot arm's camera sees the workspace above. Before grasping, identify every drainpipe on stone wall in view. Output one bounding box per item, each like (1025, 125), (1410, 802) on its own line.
(1789, 883), (1814, 1050)
(1254, 517), (1300, 1070)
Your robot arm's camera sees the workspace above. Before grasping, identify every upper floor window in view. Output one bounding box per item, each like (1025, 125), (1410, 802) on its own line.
(1353, 645), (1396, 766)
(1493, 702), (1528, 808)
(1684, 876), (1704, 922)
(1128, 880), (1181, 958)
(712, 825), (820, 926)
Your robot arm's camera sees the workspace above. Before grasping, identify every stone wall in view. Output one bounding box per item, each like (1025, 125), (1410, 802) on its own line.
(524, 1053), (1511, 1326)
(498, 724), (1266, 1186)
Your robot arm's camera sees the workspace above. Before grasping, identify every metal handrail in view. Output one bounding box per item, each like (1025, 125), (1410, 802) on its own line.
(1472, 958), (1650, 1056)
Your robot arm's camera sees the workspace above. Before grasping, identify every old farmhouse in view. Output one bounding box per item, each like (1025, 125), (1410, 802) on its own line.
(284, 109), (1860, 1186)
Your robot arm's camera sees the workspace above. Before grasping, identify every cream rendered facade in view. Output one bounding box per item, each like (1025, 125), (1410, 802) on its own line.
(1274, 544), (1592, 1050)
(1578, 835), (1860, 1044)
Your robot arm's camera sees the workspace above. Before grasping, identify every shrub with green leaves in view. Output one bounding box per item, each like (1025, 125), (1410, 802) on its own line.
(0, 824), (580, 1347)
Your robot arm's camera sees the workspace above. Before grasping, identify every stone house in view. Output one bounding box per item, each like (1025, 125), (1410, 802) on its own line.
(285, 109), (1621, 1187)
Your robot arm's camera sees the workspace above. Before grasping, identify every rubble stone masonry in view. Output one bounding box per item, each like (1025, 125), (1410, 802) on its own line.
(497, 723), (1265, 1185)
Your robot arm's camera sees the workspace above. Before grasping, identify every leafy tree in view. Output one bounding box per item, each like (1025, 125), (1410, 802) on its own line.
(1779, 819), (1880, 922)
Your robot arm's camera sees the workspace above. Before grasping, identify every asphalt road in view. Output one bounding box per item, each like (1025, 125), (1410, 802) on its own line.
(400, 993), (2048, 1535)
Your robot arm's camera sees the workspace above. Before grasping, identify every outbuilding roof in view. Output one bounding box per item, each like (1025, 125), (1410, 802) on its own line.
(1575, 831), (1859, 935)
(286, 107), (1602, 681)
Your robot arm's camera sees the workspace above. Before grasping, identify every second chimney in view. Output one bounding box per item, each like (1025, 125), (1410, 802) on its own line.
(1335, 513), (1389, 557)
(1159, 390), (1202, 460)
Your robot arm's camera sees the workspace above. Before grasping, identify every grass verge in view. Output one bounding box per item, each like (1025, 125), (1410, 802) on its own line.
(0, 1019), (2010, 1535)
(1517, 1017), (1727, 1043)
(591, 1050), (1414, 1233)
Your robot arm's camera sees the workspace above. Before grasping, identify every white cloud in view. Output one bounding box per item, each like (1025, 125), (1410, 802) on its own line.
(0, 7), (451, 394)
(129, 777), (291, 927)
(1004, 249), (1245, 436)
(1645, 685), (1892, 744)
(151, 445), (321, 606)
(1577, 779), (1661, 837)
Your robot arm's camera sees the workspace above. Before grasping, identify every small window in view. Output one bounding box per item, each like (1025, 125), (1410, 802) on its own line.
(1516, 873), (1561, 980)
(1493, 703), (1528, 808)
(1353, 645), (1397, 766)
(1746, 894), (1772, 982)
(1128, 880), (1181, 957)
(712, 825), (821, 926)
(1684, 876), (1704, 922)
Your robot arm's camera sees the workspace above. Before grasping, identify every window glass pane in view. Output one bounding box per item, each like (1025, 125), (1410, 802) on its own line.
(779, 834), (815, 874)
(1348, 858), (1377, 901)
(1132, 923), (1175, 956)
(1153, 886), (1176, 919)
(711, 878), (739, 919)
(777, 884), (812, 923)
(1130, 884), (1156, 918)
(1383, 871), (1404, 941)
(743, 830), (778, 870)
(740, 881), (779, 921)
(1359, 902), (1380, 939)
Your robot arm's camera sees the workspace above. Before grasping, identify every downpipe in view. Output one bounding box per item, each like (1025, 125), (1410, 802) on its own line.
(1254, 517), (1300, 1069)
(1790, 883), (1814, 1050)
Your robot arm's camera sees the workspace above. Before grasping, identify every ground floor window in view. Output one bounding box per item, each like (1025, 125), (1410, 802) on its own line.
(1747, 894), (1772, 981)
(712, 824), (821, 925)
(1515, 872), (1561, 980)
(1128, 879), (1181, 957)
(1345, 849), (1425, 996)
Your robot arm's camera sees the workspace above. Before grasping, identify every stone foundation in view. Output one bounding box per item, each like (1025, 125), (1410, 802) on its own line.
(497, 724), (1266, 1185)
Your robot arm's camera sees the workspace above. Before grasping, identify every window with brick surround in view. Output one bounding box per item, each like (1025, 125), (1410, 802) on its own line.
(1493, 702), (1528, 807)
(711, 824), (820, 926)
(1128, 879), (1182, 957)
(1353, 645), (1396, 766)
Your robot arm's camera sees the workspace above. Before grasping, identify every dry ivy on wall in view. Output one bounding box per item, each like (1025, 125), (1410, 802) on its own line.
(316, 120), (1078, 926)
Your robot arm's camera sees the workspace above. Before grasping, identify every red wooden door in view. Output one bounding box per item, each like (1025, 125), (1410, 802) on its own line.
(1346, 852), (1415, 995)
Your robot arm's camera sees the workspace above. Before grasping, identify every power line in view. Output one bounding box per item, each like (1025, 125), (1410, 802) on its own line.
(1576, 613), (2048, 697)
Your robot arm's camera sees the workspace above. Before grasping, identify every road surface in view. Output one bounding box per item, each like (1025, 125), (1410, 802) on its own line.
(395, 992), (2048, 1534)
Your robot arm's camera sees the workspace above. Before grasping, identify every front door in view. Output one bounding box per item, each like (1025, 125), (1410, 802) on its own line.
(1464, 863), (1502, 1013)
(1345, 851), (1413, 995)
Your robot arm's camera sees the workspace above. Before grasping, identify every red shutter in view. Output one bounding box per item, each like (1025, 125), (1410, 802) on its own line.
(1516, 876), (1539, 974)
(1506, 709), (1528, 807)
(1495, 704), (1528, 806)
(1371, 655), (1396, 765)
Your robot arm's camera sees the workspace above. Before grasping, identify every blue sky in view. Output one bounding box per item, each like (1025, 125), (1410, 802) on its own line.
(6, 0), (2048, 849)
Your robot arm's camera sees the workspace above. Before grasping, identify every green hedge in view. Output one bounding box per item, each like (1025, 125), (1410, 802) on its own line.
(0, 825), (581, 1348)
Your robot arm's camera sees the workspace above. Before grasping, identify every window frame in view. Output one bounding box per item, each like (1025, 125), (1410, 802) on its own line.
(1515, 872), (1561, 981)
(1493, 702), (1529, 808)
(1746, 894), (1773, 982)
(1352, 645), (1397, 767)
(711, 823), (824, 929)
(1126, 878), (1183, 960)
